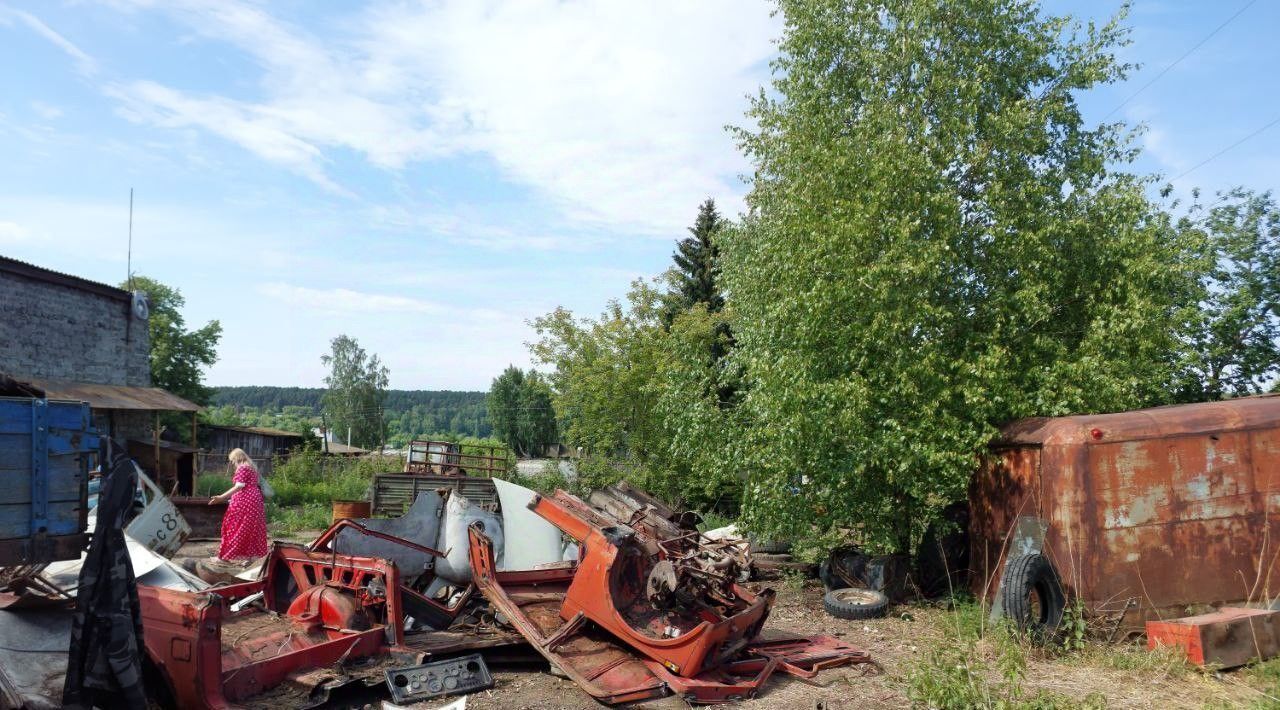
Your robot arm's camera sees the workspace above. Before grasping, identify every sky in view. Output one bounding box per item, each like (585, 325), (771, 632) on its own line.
(1, 1), (1277, 391)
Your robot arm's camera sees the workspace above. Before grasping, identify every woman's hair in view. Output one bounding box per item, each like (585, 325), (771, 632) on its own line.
(227, 448), (258, 473)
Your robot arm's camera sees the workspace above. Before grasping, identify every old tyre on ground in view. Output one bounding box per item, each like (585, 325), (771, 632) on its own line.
(1000, 553), (1065, 637)
(750, 538), (792, 554)
(823, 587), (889, 620)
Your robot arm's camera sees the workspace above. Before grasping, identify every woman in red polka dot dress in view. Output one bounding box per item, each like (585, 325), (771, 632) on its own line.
(210, 448), (269, 561)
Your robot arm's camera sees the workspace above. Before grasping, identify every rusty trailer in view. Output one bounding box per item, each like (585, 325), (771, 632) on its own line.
(971, 394), (1280, 634)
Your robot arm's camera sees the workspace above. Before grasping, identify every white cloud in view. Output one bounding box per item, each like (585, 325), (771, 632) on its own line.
(30, 101), (63, 120)
(98, 0), (779, 234)
(0, 220), (28, 244)
(258, 282), (509, 322)
(0, 6), (98, 75)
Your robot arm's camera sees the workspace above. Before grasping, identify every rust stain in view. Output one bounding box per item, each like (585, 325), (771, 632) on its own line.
(973, 394), (1280, 631)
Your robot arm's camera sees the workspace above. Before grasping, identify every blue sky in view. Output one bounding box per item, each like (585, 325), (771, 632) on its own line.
(1, 1), (1276, 390)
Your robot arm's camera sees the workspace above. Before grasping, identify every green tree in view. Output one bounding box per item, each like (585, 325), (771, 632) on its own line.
(321, 335), (390, 450)
(1173, 188), (1280, 401)
(721, 0), (1197, 551)
(487, 366), (558, 456)
(488, 366), (526, 453)
(531, 282), (737, 510)
(123, 275), (222, 405)
(666, 198), (726, 319)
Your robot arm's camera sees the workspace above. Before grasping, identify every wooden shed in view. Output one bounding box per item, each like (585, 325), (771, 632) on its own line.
(127, 438), (199, 496)
(204, 425), (305, 476)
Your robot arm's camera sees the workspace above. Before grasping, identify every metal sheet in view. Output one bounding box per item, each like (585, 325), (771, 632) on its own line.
(20, 378), (202, 412)
(492, 478), (562, 570)
(973, 394), (1280, 631)
(0, 608), (72, 709)
(333, 492), (443, 579)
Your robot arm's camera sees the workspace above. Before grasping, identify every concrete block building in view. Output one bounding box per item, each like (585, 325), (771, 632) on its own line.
(0, 256), (200, 488)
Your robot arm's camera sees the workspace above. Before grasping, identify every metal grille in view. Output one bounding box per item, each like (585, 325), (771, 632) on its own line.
(372, 473), (499, 517)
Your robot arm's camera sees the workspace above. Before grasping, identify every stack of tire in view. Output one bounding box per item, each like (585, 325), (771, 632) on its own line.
(747, 538), (820, 578)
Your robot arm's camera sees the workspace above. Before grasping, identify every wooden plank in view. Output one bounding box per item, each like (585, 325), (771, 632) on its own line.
(0, 464), (84, 504)
(0, 400), (89, 435)
(0, 500), (83, 539)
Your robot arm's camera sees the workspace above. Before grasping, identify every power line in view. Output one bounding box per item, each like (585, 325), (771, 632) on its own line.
(1171, 113), (1280, 181)
(1103, 0), (1258, 120)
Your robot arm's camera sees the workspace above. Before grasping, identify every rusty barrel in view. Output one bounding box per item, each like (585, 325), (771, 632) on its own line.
(332, 499), (371, 523)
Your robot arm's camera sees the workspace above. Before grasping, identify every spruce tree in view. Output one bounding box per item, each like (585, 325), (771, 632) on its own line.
(666, 198), (725, 319)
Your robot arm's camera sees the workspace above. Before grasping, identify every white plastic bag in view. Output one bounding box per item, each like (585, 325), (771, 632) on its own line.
(434, 493), (503, 584)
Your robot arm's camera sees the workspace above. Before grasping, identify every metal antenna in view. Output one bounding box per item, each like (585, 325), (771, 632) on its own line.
(127, 188), (134, 290)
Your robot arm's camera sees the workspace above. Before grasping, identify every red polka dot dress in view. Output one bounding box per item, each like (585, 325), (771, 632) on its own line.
(218, 464), (269, 561)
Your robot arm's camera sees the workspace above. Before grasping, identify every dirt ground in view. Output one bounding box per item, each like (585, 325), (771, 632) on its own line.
(462, 579), (1265, 710)
(175, 536), (1268, 709)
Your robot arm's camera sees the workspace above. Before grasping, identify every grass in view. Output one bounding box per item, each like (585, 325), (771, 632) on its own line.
(195, 473), (232, 497)
(902, 597), (1143, 709)
(1244, 657), (1280, 708)
(203, 450), (405, 534)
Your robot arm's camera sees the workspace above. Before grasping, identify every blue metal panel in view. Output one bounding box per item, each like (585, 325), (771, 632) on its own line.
(30, 399), (48, 536)
(0, 398), (96, 545)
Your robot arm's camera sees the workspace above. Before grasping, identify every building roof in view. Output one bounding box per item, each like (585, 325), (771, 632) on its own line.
(127, 438), (200, 454)
(207, 424), (305, 438)
(24, 378), (202, 412)
(997, 393), (1280, 447)
(0, 255), (131, 301)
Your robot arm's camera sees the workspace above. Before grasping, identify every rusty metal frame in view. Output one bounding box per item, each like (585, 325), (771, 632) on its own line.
(471, 493), (880, 706)
(140, 543), (403, 708)
(467, 526), (671, 705)
(530, 490), (771, 678)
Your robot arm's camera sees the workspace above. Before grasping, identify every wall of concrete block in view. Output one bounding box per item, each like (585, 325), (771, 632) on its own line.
(0, 267), (151, 386)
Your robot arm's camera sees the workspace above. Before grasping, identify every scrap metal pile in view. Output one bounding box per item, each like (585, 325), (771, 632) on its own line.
(2, 469), (870, 708)
(468, 481), (873, 704)
(145, 480), (868, 707)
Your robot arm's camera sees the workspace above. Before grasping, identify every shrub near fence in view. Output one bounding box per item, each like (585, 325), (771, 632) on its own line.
(256, 451), (401, 533)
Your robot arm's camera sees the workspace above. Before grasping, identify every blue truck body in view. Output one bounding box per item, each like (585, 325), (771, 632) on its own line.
(0, 397), (98, 567)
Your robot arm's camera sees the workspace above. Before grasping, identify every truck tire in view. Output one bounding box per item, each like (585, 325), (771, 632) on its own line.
(750, 539), (792, 554)
(823, 587), (889, 620)
(1000, 553), (1065, 637)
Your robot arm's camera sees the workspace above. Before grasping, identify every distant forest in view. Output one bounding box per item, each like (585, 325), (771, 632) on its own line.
(210, 386), (492, 445)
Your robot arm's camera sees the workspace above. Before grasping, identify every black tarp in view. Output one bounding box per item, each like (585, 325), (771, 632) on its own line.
(62, 442), (147, 708)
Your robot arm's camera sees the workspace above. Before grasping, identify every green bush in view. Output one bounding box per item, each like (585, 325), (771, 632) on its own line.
(268, 502), (332, 535)
(262, 449), (400, 530)
(195, 474), (232, 497)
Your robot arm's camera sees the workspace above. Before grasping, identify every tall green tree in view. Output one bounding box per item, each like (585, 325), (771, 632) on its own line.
(123, 275), (222, 405)
(666, 198), (726, 319)
(488, 366), (526, 453)
(722, 0), (1197, 551)
(487, 366), (558, 456)
(1173, 188), (1280, 400)
(665, 199), (739, 407)
(531, 282), (738, 510)
(321, 335), (390, 449)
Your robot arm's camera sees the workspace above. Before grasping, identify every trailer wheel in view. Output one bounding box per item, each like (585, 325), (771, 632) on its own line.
(823, 587), (889, 620)
(1000, 553), (1065, 637)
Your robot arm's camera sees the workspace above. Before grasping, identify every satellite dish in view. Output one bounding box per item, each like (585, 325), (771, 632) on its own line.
(131, 290), (150, 320)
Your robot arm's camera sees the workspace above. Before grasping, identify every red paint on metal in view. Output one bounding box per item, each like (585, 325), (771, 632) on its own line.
(468, 530), (669, 705)
(532, 490), (770, 678)
(467, 489), (873, 704)
(1148, 607), (1280, 668)
(140, 542), (407, 707)
(971, 395), (1280, 632)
